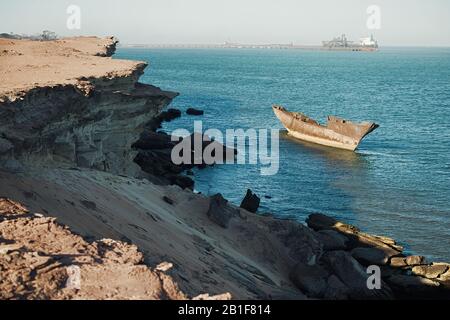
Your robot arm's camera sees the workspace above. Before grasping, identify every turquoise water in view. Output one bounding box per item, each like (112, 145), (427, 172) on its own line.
(116, 48), (450, 261)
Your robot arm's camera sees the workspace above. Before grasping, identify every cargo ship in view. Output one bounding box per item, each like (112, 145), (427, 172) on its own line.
(272, 105), (379, 151)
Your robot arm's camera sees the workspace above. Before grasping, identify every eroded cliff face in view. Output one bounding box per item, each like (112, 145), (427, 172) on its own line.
(0, 37), (177, 175)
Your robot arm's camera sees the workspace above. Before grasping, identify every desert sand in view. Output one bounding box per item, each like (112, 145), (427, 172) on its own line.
(0, 36), (143, 101)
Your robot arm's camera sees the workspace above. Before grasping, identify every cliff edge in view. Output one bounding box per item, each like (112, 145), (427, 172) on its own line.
(0, 36), (177, 175)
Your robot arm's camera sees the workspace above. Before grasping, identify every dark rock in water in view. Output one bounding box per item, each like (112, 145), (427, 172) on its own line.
(289, 262), (329, 298)
(186, 108), (204, 116)
(264, 195), (272, 199)
(351, 247), (394, 266)
(240, 189), (260, 213)
(186, 169), (194, 176)
(133, 131), (236, 190)
(146, 108), (181, 131)
(162, 196), (174, 205)
(207, 194), (239, 228)
(174, 132), (237, 166)
(159, 108), (181, 122)
(316, 229), (349, 251)
(321, 250), (394, 299)
(306, 213), (341, 231)
(134, 150), (183, 177)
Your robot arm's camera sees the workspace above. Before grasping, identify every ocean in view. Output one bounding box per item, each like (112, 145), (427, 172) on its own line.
(115, 47), (450, 261)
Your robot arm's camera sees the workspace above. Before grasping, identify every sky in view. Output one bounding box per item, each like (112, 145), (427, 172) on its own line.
(1, 0), (449, 46)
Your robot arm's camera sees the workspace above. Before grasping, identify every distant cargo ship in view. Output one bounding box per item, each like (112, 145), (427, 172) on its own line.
(272, 105), (379, 151)
(121, 35), (379, 51)
(322, 34), (378, 51)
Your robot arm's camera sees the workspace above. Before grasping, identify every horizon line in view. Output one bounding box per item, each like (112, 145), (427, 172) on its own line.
(118, 42), (450, 49)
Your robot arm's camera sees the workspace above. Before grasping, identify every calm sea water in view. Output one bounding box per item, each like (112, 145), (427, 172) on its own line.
(116, 47), (450, 261)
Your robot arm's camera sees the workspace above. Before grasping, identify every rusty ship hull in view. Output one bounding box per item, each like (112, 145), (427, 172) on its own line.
(272, 105), (378, 151)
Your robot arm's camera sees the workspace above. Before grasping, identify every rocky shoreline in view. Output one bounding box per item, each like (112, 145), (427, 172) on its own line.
(1, 36), (449, 300)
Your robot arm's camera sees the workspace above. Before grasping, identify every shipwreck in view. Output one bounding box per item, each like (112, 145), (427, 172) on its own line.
(272, 105), (379, 151)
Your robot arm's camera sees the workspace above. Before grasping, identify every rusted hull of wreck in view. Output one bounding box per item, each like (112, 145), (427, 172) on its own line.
(272, 105), (378, 151)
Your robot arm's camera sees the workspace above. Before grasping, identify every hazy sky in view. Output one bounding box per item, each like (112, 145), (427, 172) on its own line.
(1, 0), (449, 46)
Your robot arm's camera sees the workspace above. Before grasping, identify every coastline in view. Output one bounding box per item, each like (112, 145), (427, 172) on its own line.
(1, 36), (449, 299)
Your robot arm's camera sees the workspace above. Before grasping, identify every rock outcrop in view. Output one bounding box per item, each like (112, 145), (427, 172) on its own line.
(240, 189), (261, 213)
(306, 213), (450, 299)
(186, 107), (204, 116)
(133, 132), (237, 189)
(0, 37), (177, 176)
(207, 193), (239, 228)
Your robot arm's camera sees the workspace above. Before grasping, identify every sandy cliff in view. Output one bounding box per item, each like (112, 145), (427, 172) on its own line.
(0, 36), (177, 175)
(1, 37), (449, 300)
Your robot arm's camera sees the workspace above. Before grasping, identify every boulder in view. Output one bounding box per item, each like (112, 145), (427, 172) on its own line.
(268, 219), (323, 266)
(412, 264), (448, 279)
(186, 108), (204, 116)
(289, 262), (330, 298)
(133, 132), (236, 189)
(386, 274), (440, 298)
(351, 247), (396, 266)
(391, 255), (427, 268)
(206, 194), (239, 228)
(389, 257), (408, 267)
(159, 108), (181, 122)
(322, 250), (394, 299)
(146, 108), (182, 131)
(239, 189), (260, 213)
(134, 150), (183, 177)
(306, 213), (342, 231)
(378, 265), (402, 279)
(178, 133), (237, 166)
(306, 213), (403, 253)
(132, 131), (175, 150)
(323, 275), (350, 300)
(316, 229), (349, 251)
(405, 255), (427, 266)
(438, 266), (450, 281)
